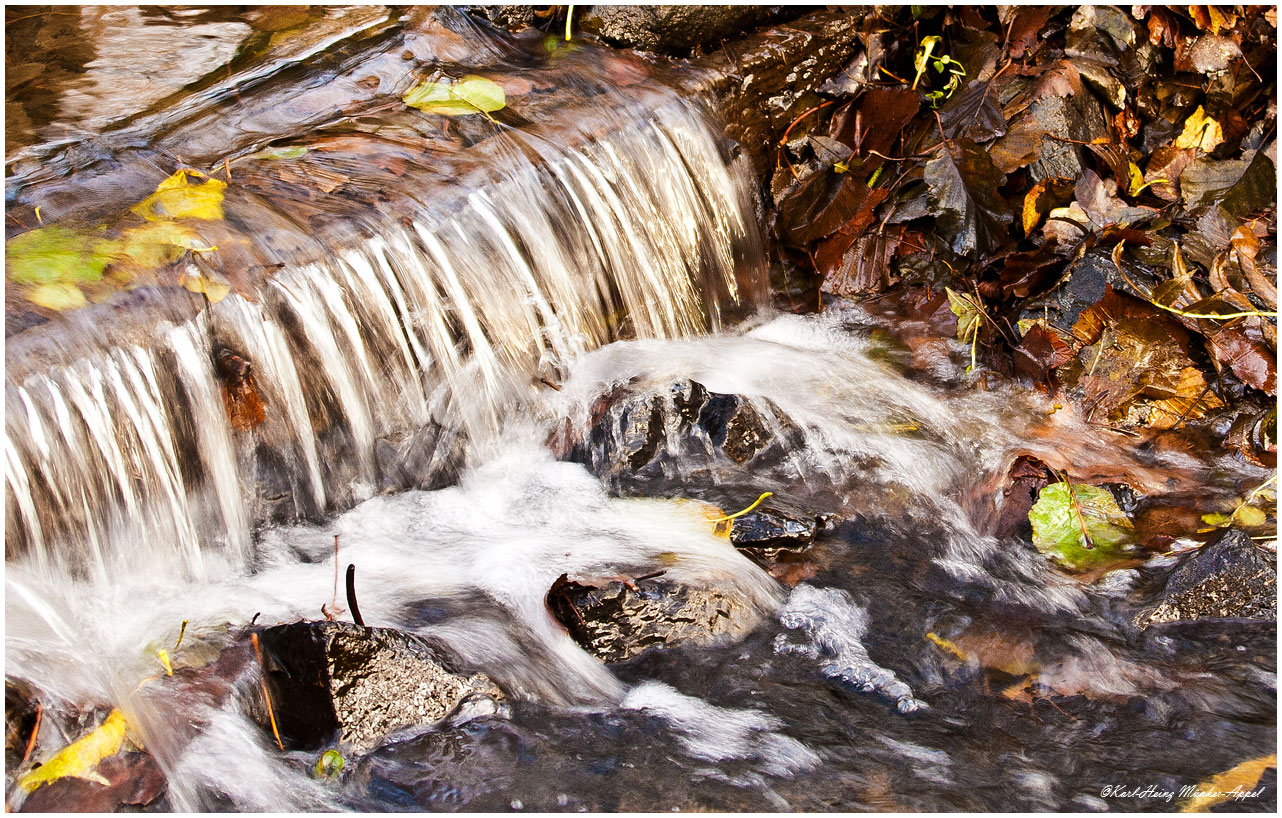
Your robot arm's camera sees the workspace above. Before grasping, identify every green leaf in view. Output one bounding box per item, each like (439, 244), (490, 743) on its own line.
(945, 287), (982, 342)
(131, 169), (226, 222)
(6, 225), (114, 285)
(1029, 482), (1137, 571)
(403, 75), (505, 117)
(314, 749), (345, 779)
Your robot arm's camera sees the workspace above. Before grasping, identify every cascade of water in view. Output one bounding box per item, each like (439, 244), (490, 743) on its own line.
(4, 98), (766, 579)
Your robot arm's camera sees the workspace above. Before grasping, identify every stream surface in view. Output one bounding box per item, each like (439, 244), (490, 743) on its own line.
(4, 6), (1277, 814)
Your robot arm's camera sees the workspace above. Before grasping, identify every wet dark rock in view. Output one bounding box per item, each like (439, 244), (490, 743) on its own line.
(547, 574), (746, 663)
(467, 5), (539, 31)
(254, 620), (502, 753)
(698, 393), (771, 463)
(677, 9), (865, 178)
(1140, 529), (1277, 627)
(729, 495), (822, 551)
(563, 378), (801, 485)
(579, 5), (780, 55)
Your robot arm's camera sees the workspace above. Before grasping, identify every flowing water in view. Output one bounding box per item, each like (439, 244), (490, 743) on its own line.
(4, 7), (1276, 814)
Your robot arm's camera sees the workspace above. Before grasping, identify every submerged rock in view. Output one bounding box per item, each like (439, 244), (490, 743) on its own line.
(254, 621), (502, 753)
(547, 573), (748, 663)
(1139, 529), (1277, 627)
(729, 495), (823, 551)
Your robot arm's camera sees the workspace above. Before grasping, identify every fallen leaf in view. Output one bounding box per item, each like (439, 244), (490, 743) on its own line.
(1021, 177), (1075, 236)
(6, 225), (114, 286)
(18, 710), (129, 792)
(180, 270), (232, 304)
(1180, 149), (1276, 216)
(403, 74), (506, 116)
(27, 282), (90, 311)
(937, 77), (1008, 143)
(1174, 106), (1225, 152)
(1029, 482), (1137, 571)
(1207, 324), (1277, 395)
(1179, 754), (1275, 813)
(131, 170), (227, 222)
(925, 137), (1011, 256)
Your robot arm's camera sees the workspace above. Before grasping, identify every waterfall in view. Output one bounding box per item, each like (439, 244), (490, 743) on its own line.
(4, 96), (767, 579)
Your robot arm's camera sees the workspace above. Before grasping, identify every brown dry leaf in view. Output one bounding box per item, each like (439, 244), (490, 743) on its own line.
(1187, 5), (1239, 34)
(1231, 224), (1278, 308)
(1067, 290), (1223, 427)
(1207, 323), (1277, 395)
(1146, 145), (1197, 201)
(1179, 754), (1276, 812)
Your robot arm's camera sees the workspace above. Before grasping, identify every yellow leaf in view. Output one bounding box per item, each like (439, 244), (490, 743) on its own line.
(1234, 505), (1267, 527)
(27, 282), (89, 311)
(1179, 754), (1275, 812)
(925, 632), (968, 661)
(131, 169), (226, 222)
(1174, 106), (1224, 153)
(180, 269), (232, 303)
(18, 709), (129, 792)
(114, 222), (212, 270)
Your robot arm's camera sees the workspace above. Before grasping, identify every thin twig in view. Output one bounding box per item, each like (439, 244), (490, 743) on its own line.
(250, 633), (284, 751)
(20, 701), (42, 765)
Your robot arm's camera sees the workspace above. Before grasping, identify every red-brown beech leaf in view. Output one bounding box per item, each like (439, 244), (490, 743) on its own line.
(1014, 323), (1076, 382)
(778, 173), (888, 246)
(830, 87), (920, 156)
(1007, 6), (1059, 59)
(925, 137), (1012, 257)
(1207, 324), (1277, 395)
(820, 231), (902, 296)
(937, 78), (1008, 143)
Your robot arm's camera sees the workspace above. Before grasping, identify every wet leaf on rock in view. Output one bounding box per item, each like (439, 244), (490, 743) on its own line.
(403, 75), (506, 117)
(17, 709), (129, 792)
(1207, 323), (1277, 395)
(1029, 482), (1137, 571)
(27, 282), (90, 311)
(131, 169), (227, 222)
(925, 137), (1011, 256)
(6, 225), (114, 286)
(1180, 148), (1275, 216)
(937, 77), (1007, 143)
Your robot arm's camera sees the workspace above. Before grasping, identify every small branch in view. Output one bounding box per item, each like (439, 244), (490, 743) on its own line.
(250, 633), (284, 751)
(346, 564), (365, 628)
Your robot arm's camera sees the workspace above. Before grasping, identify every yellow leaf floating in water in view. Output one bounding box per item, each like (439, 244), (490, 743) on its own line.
(1179, 753), (1276, 812)
(180, 269), (232, 303)
(131, 169), (226, 222)
(26, 282), (89, 312)
(18, 709), (129, 792)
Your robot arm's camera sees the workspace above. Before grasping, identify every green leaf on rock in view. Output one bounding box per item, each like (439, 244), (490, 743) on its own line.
(6, 225), (114, 286)
(403, 75), (505, 117)
(1029, 482), (1137, 571)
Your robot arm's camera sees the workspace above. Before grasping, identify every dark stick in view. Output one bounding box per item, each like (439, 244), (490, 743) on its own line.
(346, 564), (365, 627)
